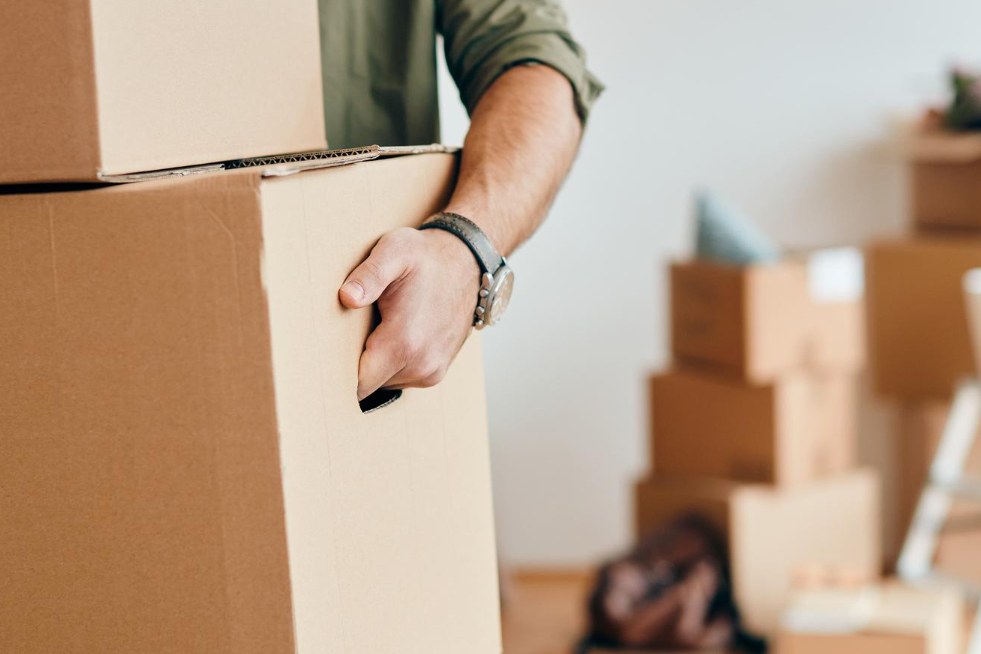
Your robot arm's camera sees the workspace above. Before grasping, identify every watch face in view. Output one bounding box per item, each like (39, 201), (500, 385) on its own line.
(486, 267), (514, 325)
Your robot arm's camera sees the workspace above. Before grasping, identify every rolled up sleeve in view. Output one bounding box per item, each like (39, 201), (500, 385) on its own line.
(437, 0), (604, 123)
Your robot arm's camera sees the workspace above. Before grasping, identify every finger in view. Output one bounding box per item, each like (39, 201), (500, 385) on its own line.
(339, 243), (406, 309)
(357, 321), (410, 401)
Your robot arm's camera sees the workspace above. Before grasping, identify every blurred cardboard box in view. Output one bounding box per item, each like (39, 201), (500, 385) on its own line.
(0, 1), (327, 184)
(0, 154), (502, 654)
(634, 470), (881, 636)
(670, 259), (864, 383)
(776, 581), (963, 654)
(908, 128), (981, 231)
(649, 368), (857, 485)
(866, 236), (981, 400)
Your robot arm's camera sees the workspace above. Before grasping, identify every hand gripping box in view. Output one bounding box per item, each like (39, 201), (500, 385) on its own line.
(634, 470), (882, 636)
(0, 152), (501, 654)
(0, 0), (327, 183)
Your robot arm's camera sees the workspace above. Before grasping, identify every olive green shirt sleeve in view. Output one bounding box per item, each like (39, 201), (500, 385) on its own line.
(437, 0), (604, 123)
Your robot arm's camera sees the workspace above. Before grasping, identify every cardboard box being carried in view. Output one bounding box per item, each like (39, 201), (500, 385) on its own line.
(908, 128), (981, 231)
(649, 368), (857, 485)
(634, 470), (881, 636)
(866, 236), (981, 400)
(670, 259), (864, 383)
(0, 0), (327, 183)
(776, 581), (964, 654)
(0, 153), (501, 654)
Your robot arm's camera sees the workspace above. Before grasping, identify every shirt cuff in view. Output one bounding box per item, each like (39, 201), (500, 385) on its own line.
(458, 32), (604, 124)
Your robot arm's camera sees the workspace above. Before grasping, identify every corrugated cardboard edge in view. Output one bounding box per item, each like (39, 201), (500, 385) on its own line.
(96, 144), (460, 183)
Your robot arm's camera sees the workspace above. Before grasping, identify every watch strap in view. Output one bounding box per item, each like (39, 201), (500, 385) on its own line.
(418, 212), (503, 274)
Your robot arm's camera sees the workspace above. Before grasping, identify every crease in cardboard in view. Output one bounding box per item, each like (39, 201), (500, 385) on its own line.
(45, 202), (61, 316)
(195, 195), (246, 343)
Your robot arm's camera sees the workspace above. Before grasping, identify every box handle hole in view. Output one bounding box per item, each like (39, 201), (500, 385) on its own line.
(359, 388), (403, 414)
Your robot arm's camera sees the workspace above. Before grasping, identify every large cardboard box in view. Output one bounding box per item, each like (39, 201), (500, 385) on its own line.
(866, 236), (981, 399)
(634, 471), (882, 636)
(0, 153), (502, 654)
(908, 128), (981, 231)
(0, 1), (327, 183)
(776, 581), (964, 654)
(649, 368), (857, 485)
(670, 260), (864, 383)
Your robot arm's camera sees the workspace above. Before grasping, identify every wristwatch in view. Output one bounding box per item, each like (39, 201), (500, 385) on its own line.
(419, 212), (514, 329)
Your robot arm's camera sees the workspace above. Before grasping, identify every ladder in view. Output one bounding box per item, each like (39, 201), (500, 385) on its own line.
(898, 268), (981, 653)
(898, 378), (981, 652)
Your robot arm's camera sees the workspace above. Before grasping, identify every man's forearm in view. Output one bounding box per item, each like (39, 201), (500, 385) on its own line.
(339, 63), (584, 399)
(444, 64), (583, 255)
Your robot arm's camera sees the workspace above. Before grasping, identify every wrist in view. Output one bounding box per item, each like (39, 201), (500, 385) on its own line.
(419, 227), (482, 281)
(441, 203), (508, 257)
(419, 212), (515, 329)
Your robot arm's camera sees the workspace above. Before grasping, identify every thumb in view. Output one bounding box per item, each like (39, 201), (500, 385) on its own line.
(339, 244), (405, 309)
(357, 320), (407, 400)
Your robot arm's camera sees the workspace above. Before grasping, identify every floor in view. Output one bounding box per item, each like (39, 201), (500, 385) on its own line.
(501, 570), (593, 654)
(500, 571), (735, 654)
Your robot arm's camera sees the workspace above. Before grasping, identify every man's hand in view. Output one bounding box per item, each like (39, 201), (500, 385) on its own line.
(339, 227), (479, 401)
(340, 65), (581, 400)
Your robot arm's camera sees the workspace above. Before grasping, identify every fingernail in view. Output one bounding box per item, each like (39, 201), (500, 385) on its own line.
(341, 280), (364, 303)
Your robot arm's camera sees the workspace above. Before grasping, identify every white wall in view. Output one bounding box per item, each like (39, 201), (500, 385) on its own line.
(438, 0), (981, 567)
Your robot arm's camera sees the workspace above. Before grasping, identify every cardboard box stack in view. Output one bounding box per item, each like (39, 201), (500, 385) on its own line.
(0, 4), (502, 654)
(635, 253), (882, 636)
(866, 126), (981, 558)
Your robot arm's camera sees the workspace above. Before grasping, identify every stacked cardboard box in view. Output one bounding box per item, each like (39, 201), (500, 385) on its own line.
(866, 127), (981, 561)
(0, 4), (501, 653)
(635, 256), (881, 636)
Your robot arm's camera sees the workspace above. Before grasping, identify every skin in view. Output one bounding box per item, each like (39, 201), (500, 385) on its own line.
(339, 64), (584, 400)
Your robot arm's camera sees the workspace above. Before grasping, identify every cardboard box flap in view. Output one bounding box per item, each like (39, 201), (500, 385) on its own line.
(96, 144), (459, 183)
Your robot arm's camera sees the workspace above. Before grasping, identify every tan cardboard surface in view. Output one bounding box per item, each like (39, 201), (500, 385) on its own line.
(866, 237), (981, 399)
(261, 155), (501, 653)
(0, 172), (294, 653)
(0, 2), (101, 182)
(0, 0), (327, 183)
(670, 260), (863, 383)
(635, 471), (881, 636)
(912, 160), (981, 231)
(730, 470), (881, 635)
(0, 154), (501, 653)
(650, 368), (857, 485)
